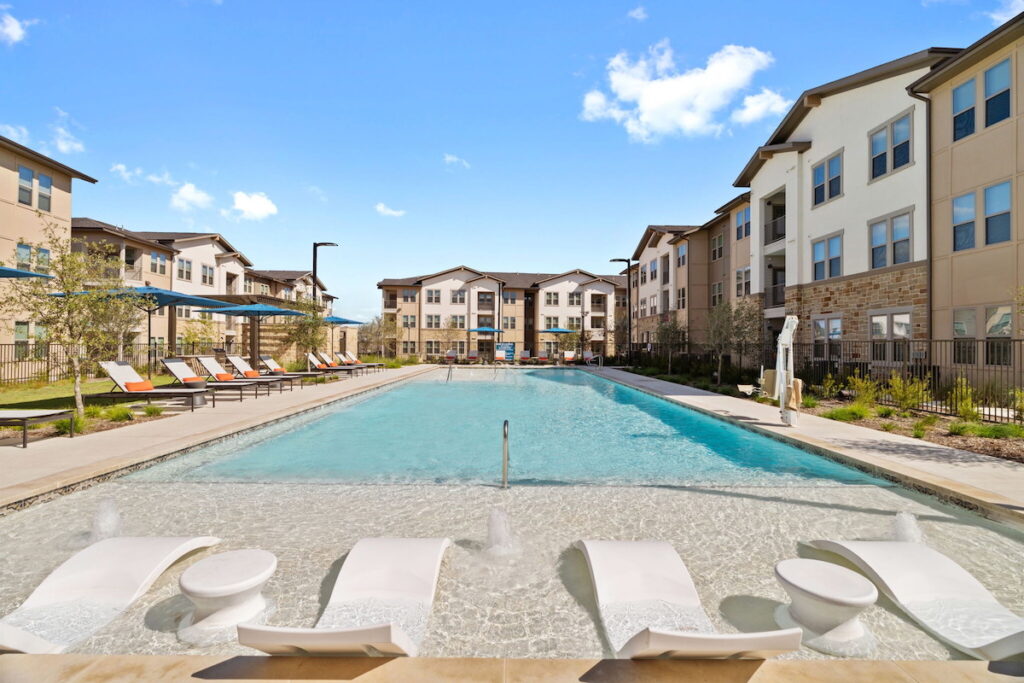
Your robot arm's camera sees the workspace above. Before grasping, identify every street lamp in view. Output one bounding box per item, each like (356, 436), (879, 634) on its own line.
(610, 257), (633, 364)
(312, 241), (338, 309)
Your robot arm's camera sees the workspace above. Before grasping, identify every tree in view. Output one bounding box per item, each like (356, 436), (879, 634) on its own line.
(731, 298), (763, 369)
(359, 315), (398, 357)
(0, 222), (145, 415)
(437, 316), (463, 356)
(654, 316), (687, 375)
(706, 302), (735, 386)
(283, 298), (328, 359)
(613, 314), (629, 359)
(179, 316), (218, 349)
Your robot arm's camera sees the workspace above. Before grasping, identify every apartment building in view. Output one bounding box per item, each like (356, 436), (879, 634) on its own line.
(909, 16), (1023, 360)
(0, 135), (97, 344)
(246, 270), (332, 310)
(378, 266), (626, 359)
(734, 48), (957, 350)
(630, 226), (692, 343)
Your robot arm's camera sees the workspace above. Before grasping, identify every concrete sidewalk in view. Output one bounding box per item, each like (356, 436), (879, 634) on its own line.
(0, 365), (435, 510)
(591, 368), (1024, 528)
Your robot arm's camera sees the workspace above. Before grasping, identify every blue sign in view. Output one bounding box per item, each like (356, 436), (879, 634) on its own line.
(495, 342), (515, 361)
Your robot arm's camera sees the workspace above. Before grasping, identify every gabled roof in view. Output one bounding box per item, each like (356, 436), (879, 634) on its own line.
(248, 269), (327, 291)
(534, 269), (601, 285)
(377, 267), (626, 290)
(733, 48), (959, 187)
(910, 14), (1024, 93)
(71, 217), (178, 253)
(0, 135), (98, 183)
(713, 191), (751, 216)
(631, 225), (696, 260)
(132, 231), (254, 267)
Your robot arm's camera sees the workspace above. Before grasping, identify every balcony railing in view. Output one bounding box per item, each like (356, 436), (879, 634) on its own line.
(764, 215), (786, 245)
(383, 298), (398, 310)
(766, 283), (785, 308)
(478, 301), (495, 311)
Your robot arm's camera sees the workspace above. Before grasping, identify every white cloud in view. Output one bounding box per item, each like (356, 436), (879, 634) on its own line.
(50, 107), (84, 154)
(0, 7), (36, 46)
(581, 40), (780, 141)
(627, 6), (647, 21)
(375, 202), (406, 217)
(170, 183), (213, 212)
(986, 0), (1024, 24)
(443, 153), (470, 168)
(0, 123), (29, 144)
(224, 191), (277, 220)
(110, 163), (143, 183)
(146, 171), (177, 186)
(307, 185), (327, 202)
(731, 87), (791, 124)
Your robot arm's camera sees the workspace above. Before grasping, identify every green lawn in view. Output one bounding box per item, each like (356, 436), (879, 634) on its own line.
(0, 375), (176, 410)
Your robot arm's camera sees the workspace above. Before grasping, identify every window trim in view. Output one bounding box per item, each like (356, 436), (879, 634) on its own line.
(810, 148), (844, 208)
(811, 315), (843, 359)
(811, 229), (843, 281)
(867, 108), (915, 183)
(866, 207), (915, 270)
(710, 233), (724, 261)
(952, 77), (977, 142)
(983, 58), (1012, 129)
(868, 307), (914, 364)
(710, 281), (724, 307)
(983, 179), (1012, 246)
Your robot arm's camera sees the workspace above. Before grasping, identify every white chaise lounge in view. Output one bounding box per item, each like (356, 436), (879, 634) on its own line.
(574, 540), (802, 659)
(198, 356), (291, 394)
(344, 352), (384, 371)
(161, 357), (259, 401)
(0, 535), (220, 654)
(810, 539), (1024, 660)
(238, 537), (451, 656)
(225, 354), (300, 390)
(97, 361), (211, 411)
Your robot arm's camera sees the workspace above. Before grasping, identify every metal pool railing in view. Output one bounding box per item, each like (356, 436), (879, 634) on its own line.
(501, 419), (510, 489)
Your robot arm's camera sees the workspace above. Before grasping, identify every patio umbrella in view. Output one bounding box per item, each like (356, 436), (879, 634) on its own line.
(540, 327), (573, 334)
(324, 316), (365, 356)
(0, 266), (53, 279)
(197, 303), (303, 369)
(55, 286), (233, 376)
(468, 327), (505, 362)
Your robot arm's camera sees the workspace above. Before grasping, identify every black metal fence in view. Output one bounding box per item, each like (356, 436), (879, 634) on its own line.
(623, 339), (1024, 423)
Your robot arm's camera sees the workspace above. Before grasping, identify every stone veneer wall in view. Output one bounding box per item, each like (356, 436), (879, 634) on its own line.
(785, 262), (928, 344)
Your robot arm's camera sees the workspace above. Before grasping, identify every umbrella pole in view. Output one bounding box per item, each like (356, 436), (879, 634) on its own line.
(249, 315), (258, 368)
(148, 309), (154, 378)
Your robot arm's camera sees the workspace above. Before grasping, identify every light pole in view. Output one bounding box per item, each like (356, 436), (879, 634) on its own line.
(313, 242), (338, 353)
(610, 258), (632, 364)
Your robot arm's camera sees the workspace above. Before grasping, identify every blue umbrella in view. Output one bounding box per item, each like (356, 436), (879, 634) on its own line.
(324, 316), (364, 325)
(468, 326), (504, 333)
(196, 303), (304, 365)
(540, 327), (574, 334)
(0, 266), (53, 279)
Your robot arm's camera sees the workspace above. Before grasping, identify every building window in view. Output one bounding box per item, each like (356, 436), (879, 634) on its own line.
(591, 294), (606, 309)
(677, 287), (686, 310)
(953, 192), (976, 251)
(402, 341), (416, 354)
(869, 113), (911, 179)
(502, 291), (517, 304)
(425, 340), (440, 355)
(15, 243), (32, 271)
(177, 258), (192, 281)
(13, 321), (29, 360)
(711, 282), (723, 307)
(871, 311), (911, 362)
(639, 299), (646, 317)
(451, 315), (466, 329)
(451, 290), (466, 304)
(426, 289), (440, 304)
(615, 294), (627, 308)
(37, 174), (52, 212)
(544, 316), (559, 329)
(402, 289), (417, 303)
(426, 314), (440, 329)
(984, 59), (1011, 127)
(175, 306), (192, 319)
(676, 243), (687, 267)
(812, 235), (842, 280)
(648, 295), (657, 316)
(17, 166), (33, 206)
(953, 308), (977, 365)
(568, 291), (582, 306)
(985, 305), (1012, 366)
(984, 181), (1012, 245)
(545, 292), (559, 306)
(35, 248), (50, 275)
(735, 267), (751, 297)
(735, 207), (750, 240)
(502, 316), (516, 329)
(201, 264), (215, 286)
(812, 152), (842, 205)
(639, 266), (647, 285)
(150, 252), (167, 274)
(711, 234), (724, 261)
(869, 212), (911, 269)
(953, 78), (976, 141)
(259, 283), (270, 296)
(813, 318), (842, 359)
(567, 316), (582, 330)
(649, 259), (658, 283)
(478, 315), (495, 328)
(401, 315), (416, 328)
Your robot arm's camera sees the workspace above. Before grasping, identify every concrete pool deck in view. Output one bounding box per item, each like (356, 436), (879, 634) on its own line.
(0, 365), (435, 511)
(588, 368), (1024, 529)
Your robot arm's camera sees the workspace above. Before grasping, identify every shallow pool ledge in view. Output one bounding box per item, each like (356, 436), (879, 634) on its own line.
(589, 368), (1024, 530)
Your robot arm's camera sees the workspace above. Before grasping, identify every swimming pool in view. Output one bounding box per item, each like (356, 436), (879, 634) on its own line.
(129, 368), (884, 487)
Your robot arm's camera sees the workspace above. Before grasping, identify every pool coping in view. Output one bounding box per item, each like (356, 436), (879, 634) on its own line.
(588, 368), (1024, 530)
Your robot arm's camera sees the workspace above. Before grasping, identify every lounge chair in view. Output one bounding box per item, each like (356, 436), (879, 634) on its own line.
(444, 350), (457, 363)
(200, 355), (293, 394)
(537, 352), (550, 364)
(226, 354), (302, 390)
(162, 357), (260, 401)
(582, 350), (602, 366)
(334, 352), (377, 374)
(311, 352), (361, 376)
(563, 350), (578, 364)
(810, 539), (1024, 660)
(574, 540), (802, 659)
(0, 409), (75, 448)
(0, 535), (220, 654)
(238, 537), (451, 656)
(259, 355), (325, 380)
(466, 349), (480, 363)
(344, 352), (384, 371)
(519, 350), (531, 364)
(96, 361), (211, 411)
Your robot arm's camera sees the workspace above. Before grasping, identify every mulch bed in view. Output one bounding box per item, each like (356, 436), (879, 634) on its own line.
(0, 412), (176, 448)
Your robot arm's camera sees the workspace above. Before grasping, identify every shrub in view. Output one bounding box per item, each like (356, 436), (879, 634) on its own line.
(876, 406), (895, 418)
(1011, 388), (1024, 422)
(820, 373), (840, 400)
(949, 421), (1024, 439)
(54, 417), (89, 435)
(754, 395), (773, 404)
(918, 414), (938, 427)
(912, 425), (926, 439)
(801, 395), (819, 409)
(845, 370), (879, 407)
(880, 422), (896, 432)
(822, 404), (870, 422)
(104, 405), (135, 422)
(947, 421), (970, 436)
(887, 372), (932, 413)
(947, 377), (980, 421)
(83, 405), (104, 419)
(911, 418), (934, 438)
(143, 405), (164, 417)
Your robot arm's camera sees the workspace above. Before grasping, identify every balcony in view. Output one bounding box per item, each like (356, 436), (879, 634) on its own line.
(766, 283), (785, 308)
(383, 298), (398, 311)
(764, 215), (786, 245)
(477, 301), (495, 312)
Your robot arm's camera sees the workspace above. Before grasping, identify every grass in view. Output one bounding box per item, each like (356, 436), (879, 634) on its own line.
(801, 395), (819, 409)
(143, 405), (164, 417)
(821, 404), (870, 422)
(880, 422), (896, 432)
(0, 374), (175, 410)
(876, 406), (895, 418)
(104, 405), (135, 422)
(948, 421), (1024, 439)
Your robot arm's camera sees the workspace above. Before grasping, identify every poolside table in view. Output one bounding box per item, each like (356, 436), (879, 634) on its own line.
(0, 409), (74, 448)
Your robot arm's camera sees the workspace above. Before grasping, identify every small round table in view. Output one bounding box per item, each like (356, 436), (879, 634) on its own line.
(178, 549), (277, 644)
(774, 558), (878, 657)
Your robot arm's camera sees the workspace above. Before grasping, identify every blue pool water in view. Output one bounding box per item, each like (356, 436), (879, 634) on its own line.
(128, 369), (885, 486)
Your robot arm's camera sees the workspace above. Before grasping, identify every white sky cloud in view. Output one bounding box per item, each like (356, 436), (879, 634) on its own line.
(146, 171), (177, 186)
(627, 6), (647, 21)
(170, 182), (213, 212)
(731, 87), (792, 124)
(0, 7), (36, 46)
(50, 107), (84, 154)
(110, 163), (143, 183)
(375, 202), (406, 217)
(224, 191), (278, 220)
(307, 185), (328, 202)
(581, 40), (780, 142)
(986, 0), (1024, 24)
(443, 153), (470, 168)
(0, 123), (29, 144)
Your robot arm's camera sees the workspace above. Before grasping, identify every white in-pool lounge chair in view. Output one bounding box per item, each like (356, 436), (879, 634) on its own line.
(810, 539), (1024, 660)
(238, 537), (451, 657)
(161, 357), (260, 401)
(97, 361), (211, 411)
(563, 350), (578, 364)
(0, 535), (220, 654)
(225, 354), (301, 390)
(582, 350), (601, 366)
(519, 349), (531, 364)
(199, 355), (291, 394)
(444, 349), (457, 363)
(466, 349), (480, 363)
(574, 540), (802, 659)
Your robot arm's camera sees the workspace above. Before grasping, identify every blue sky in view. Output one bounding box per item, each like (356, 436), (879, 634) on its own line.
(1, 1), (1019, 319)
